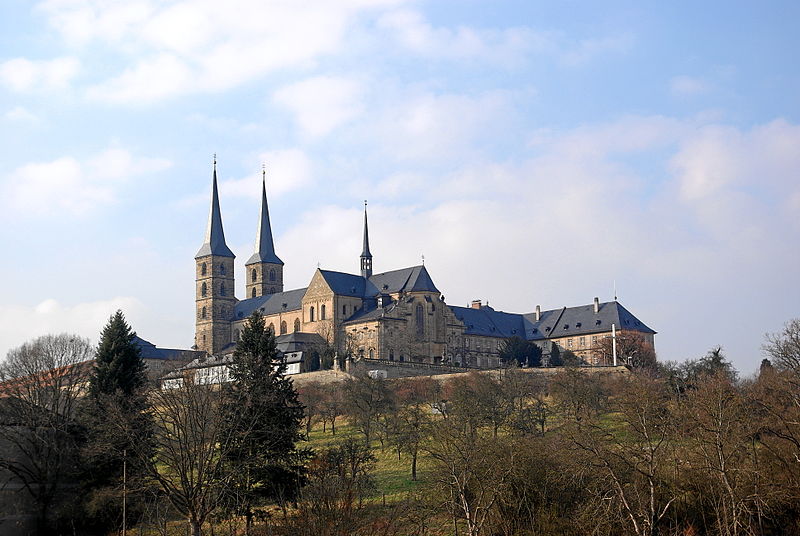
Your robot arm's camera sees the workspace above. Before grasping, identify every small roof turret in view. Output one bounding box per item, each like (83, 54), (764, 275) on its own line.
(246, 167), (283, 265)
(196, 157), (235, 259)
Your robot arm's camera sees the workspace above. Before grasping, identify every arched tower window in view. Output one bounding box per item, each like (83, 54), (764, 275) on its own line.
(309, 306), (315, 322)
(220, 283), (226, 296)
(251, 288), (257, 298)
(268, 323), (275, 333)
(389, 349), (394, 361)
(294, 319), (300, 332)
(251, 268), (257, 283)
(201, 282), (207, 297)
(415, 303), (424, 339)
(321, 304), (326, 320)
(201, 306), (207, 319)
(280, 321), (287, 335)
(369, 348), (374, 359)
(269, 269), (276, 281)
(219, 263), (225, 274)
(201, 263), (207, 276)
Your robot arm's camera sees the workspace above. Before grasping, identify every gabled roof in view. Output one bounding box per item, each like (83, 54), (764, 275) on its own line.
(319, 270), (366, 297)
(246, 174), (283, 265)
(275, 332), (326, 353)
(133, 336), (203, 361)
(233, 287), (307, 319)
(522, 301), (656, 340)
(450, 306), (526, 338)
(196, 161), (235, 259)
(367, 265), (439, 295)
(450, 301), (655, 341)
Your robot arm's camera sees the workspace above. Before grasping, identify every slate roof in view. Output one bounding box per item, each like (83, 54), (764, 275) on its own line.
(133, 336), (203, 361)
(246, 175), (283, 265)
(275, 332), (326, 353)
(367, 265), (439, 295)
(233, 287), (307, 319)
(319, 270), (366, 297)
(196, 162), (235, 259)
(361, 204), (372, 258)
(451, 301), (655, 340)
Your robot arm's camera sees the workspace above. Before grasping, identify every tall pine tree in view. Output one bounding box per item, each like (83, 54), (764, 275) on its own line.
(222, 311), (307, 534)
(80, 310), (152, 534)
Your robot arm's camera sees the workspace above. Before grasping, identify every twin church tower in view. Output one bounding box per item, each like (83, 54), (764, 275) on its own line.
(194, 159), (373, 354)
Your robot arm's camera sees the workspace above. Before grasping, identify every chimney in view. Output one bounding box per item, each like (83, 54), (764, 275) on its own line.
(471, 299), (482, 309)
(593, 297), (600, 314)
(535, 305), (541, 321)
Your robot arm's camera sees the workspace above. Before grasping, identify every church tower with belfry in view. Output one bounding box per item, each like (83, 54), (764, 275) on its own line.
(245, 166), (284, 299)
(195, 157), (236, 355)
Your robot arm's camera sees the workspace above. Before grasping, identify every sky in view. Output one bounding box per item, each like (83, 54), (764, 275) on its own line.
(1, 0), (798, 375)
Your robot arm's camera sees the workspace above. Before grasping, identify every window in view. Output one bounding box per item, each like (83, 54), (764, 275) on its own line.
(220, 283), (226, 296)
(201, 306), (207, 319)
(415, 303), (424, 339)
(219, 263), (226, 274)
(269, 269), (276, 282)
(592, 336), (598, 345)
(280, 321), (287, 335)
(201, 282), (207, 297)
(294, 319), (301, 332)
(309, 306), (315, 322)
(235, 329), (240, 341)
(251, 288), (256, 298)
(251, 268), (257, 282)
(567, 338), (573, 349)
(268, 323), (275, 333)
(389, 349), (395, 361)
(580, 337), (586, 348)
(201, 263), (207, 276)
(369, 348), (375, 359)
(321, 304), (326, 320)
(342, 305), (347, 316)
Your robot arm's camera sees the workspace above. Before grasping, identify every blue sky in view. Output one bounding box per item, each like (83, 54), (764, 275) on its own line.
(1, 0), (798, 374)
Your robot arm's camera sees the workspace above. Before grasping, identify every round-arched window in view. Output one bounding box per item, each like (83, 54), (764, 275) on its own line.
(309, 306), (315, 322)
(269, 269), (276, 281)
(201, 263), (207, 276)
(294, 319), (300, 332)
(280, 321), (287, 335)
(201, 282), (207, 297)
(219, 263), (225, 274)
(268, 323), (275, 333)
(201, 306), (207, 319)
(220, 283), (226, 296)
(321, 304), (326, 320)
(251, 288), (256, 298)
(251, 268), (257, 283)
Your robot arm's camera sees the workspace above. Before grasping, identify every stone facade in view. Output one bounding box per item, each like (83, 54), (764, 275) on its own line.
(193, 163), (656, 366)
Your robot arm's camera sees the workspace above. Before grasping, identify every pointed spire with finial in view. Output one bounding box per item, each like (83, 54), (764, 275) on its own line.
(196, 155), (234, 259)
(360, 200), (373, 279)
(246, 164), (283, 265)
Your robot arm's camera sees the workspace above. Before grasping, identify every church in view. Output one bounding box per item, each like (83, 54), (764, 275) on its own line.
(195, 162), (656, 368)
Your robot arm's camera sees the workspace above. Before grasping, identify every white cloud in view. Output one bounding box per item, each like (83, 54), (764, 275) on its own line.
(220, 148), (313, 199)
(369, 90), (516, 160)
(2, 148), (172, 216)
(377, 9), (548, 65)
(670, 75), (711, 96)
(36, 0), (410, 103)
(273, 75), (364, 138)
(0, 56), (79, 92)
(0, 297), (145, 361)
(4, 106), (39, 122)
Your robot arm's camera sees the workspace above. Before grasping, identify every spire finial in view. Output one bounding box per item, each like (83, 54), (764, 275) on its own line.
(213, 153), (217, 167)
(421, 253), (425, 265)
(262, 162), (266, 180)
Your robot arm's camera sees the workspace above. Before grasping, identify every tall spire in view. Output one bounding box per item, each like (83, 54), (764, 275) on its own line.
(195, 155), (234, 258)
(360, 200), (373, 278)
(246, 165), (283, 265)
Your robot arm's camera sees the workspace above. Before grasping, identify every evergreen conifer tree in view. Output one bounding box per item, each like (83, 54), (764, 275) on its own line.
(222, 311), (307, 534)
(80, 310), (152, 534)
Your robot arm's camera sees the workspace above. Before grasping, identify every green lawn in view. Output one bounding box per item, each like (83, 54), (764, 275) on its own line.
(303, 419), (434, 503)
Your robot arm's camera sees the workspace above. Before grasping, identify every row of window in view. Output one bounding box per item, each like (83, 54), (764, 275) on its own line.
(199, 262), (227, 276)
(250, 268), (277, 283)
(200, 282), (230, 297)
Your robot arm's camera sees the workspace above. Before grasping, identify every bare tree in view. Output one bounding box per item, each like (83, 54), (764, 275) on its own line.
(319, 383), (343, 435)
(343, 375), (393, 446)
(130, 382), (245, 536)
(596, 331), (657, 369)
(763, 318), (800, 372)
(0, 334), (93, 532)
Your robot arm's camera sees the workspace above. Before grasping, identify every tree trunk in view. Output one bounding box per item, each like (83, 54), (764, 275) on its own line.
(411, 451), (418, 481)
